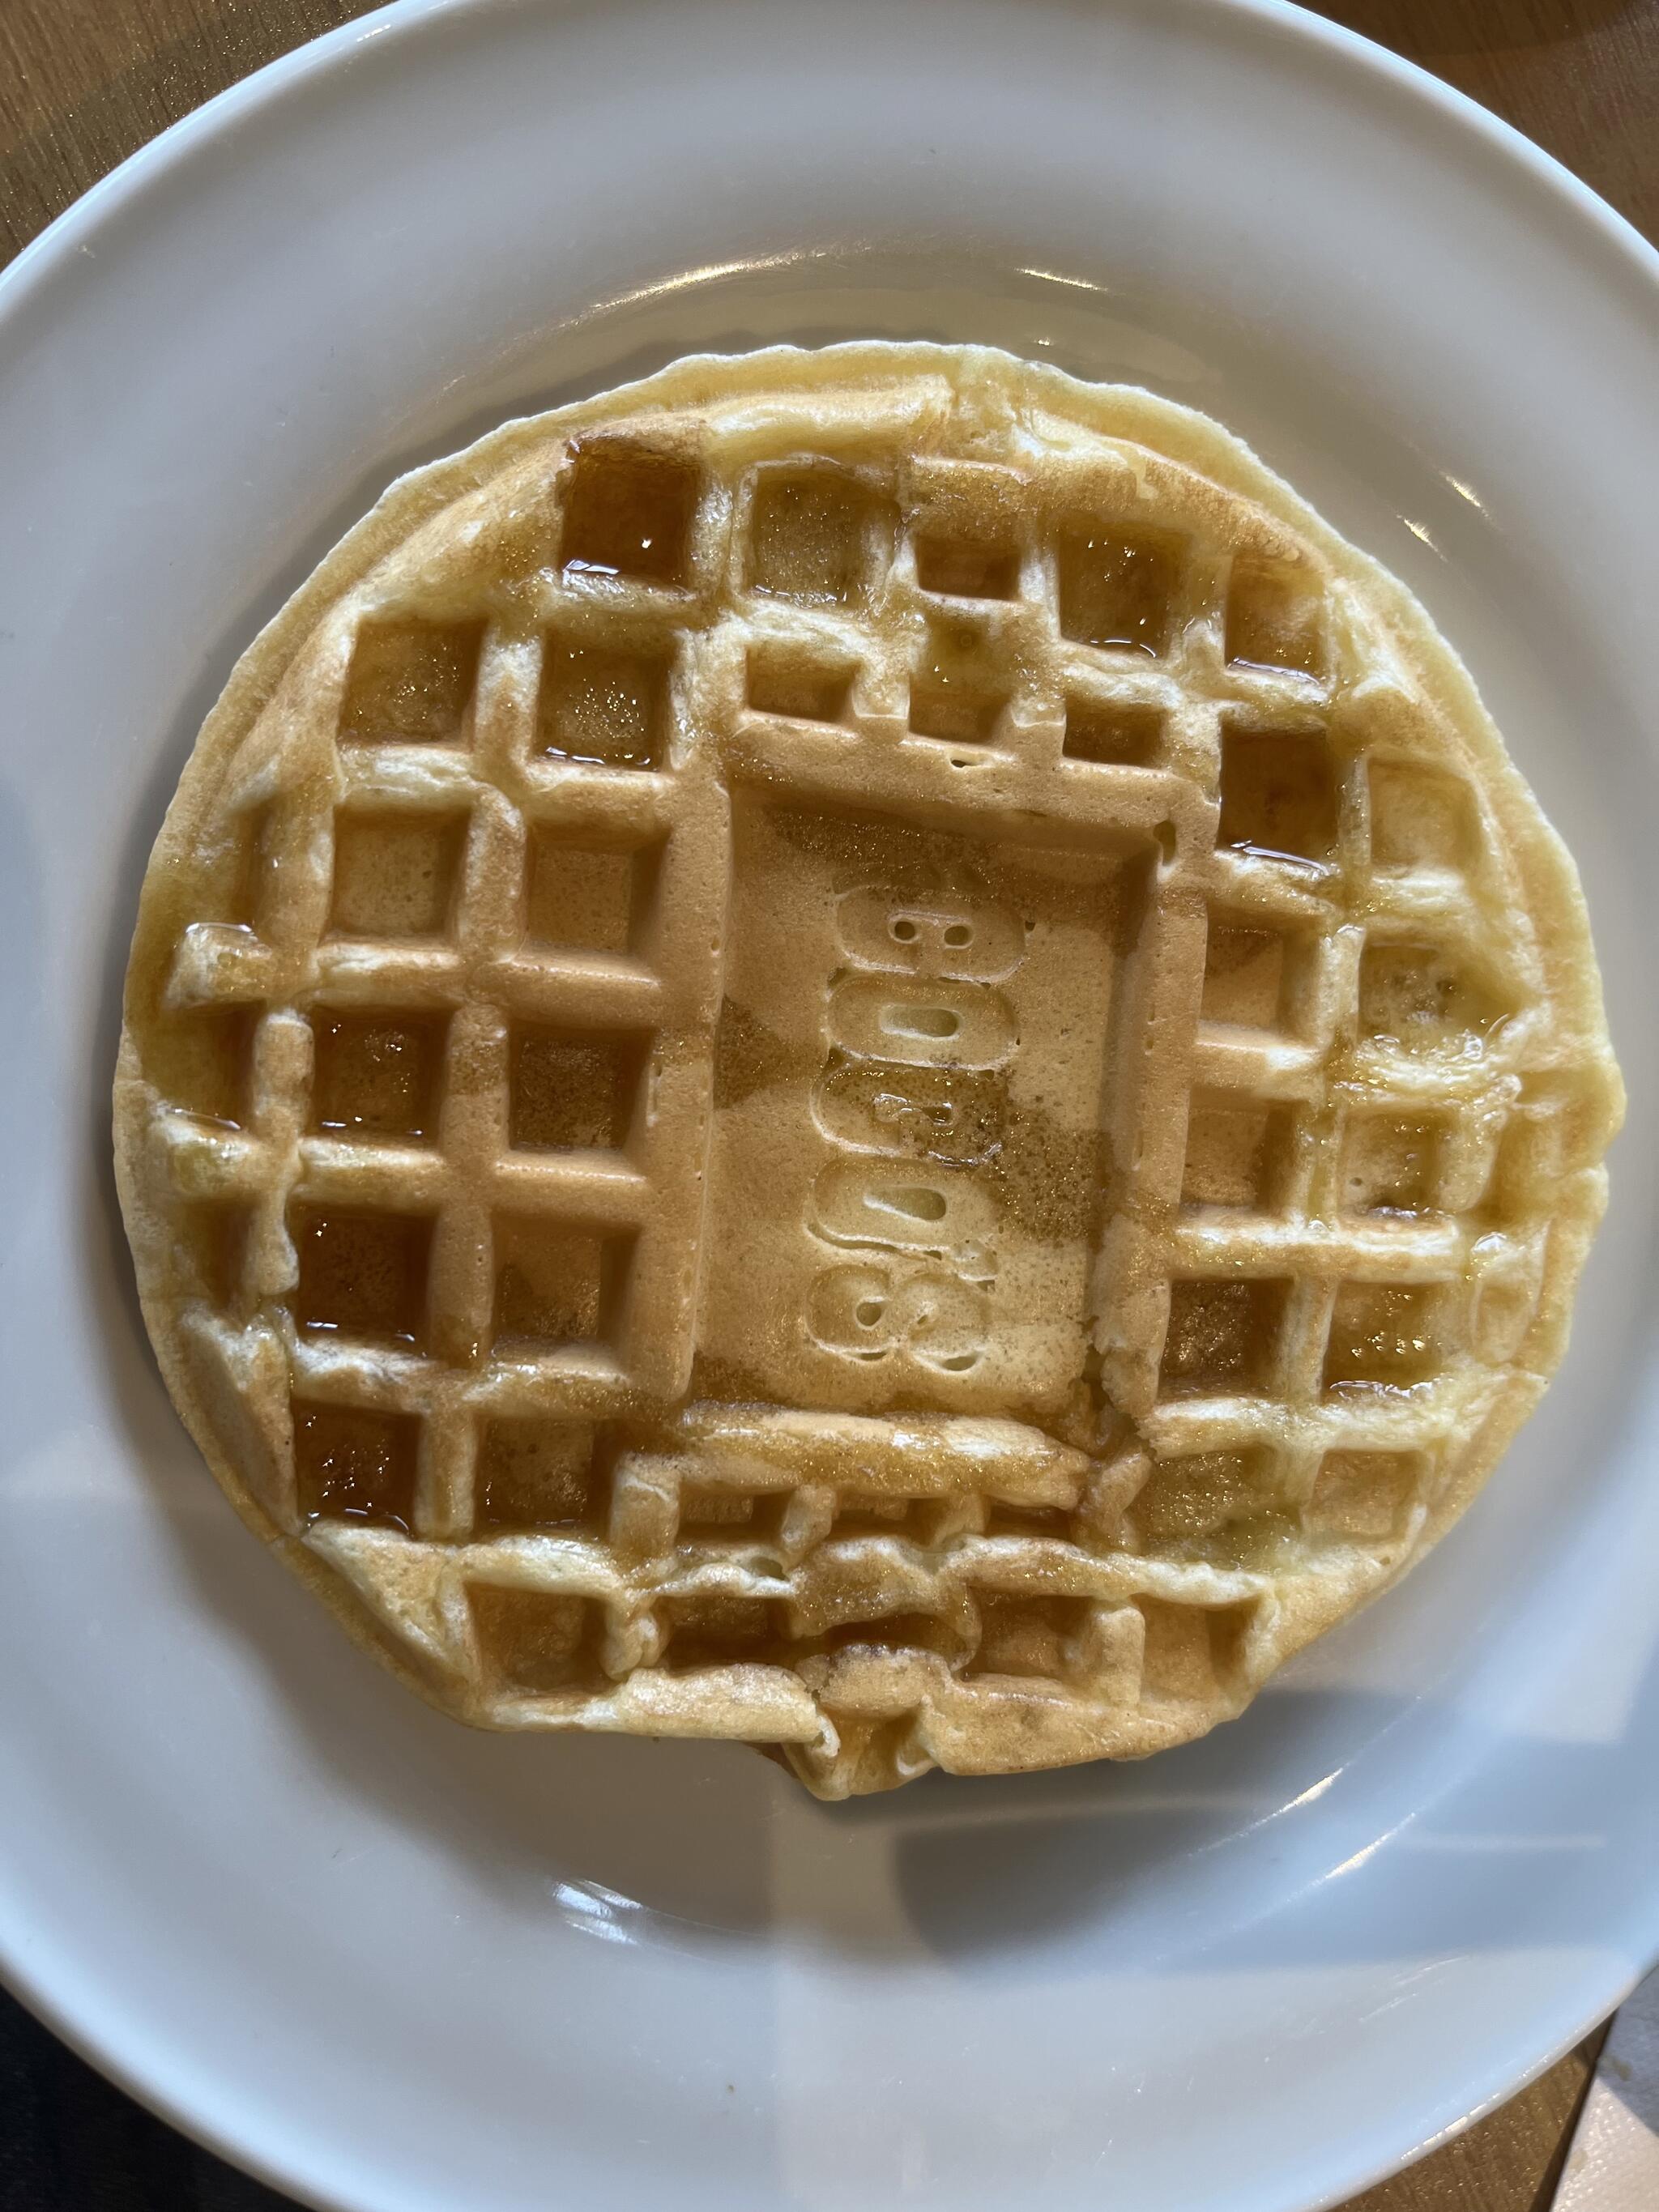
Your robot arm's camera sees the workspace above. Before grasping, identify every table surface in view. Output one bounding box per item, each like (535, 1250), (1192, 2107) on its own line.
(0, 2), (1652, 2208)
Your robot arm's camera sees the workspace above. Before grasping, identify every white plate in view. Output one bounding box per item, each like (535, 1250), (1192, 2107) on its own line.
(2, 2), (1656, 2207)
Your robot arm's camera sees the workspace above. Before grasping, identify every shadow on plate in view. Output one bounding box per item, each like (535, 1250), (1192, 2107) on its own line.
(82, 1040), (1658, 1975)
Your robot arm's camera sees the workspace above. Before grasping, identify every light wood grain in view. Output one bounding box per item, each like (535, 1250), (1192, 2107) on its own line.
(0, 2), (1650, 2206)
(0, 0), (369, 258)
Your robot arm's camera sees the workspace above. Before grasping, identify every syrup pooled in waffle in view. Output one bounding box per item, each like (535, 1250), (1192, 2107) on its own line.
(115, 345), (1621, 1797)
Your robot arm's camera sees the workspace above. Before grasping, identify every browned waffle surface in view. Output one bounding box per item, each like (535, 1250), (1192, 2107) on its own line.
(114, 344), (1622, 1796)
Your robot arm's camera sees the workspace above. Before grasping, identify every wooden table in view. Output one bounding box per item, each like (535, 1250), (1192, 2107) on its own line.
(0, 3), (1650, 2208)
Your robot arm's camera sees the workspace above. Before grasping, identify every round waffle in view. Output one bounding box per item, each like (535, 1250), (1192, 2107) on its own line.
(113, 343), (1622, 1798)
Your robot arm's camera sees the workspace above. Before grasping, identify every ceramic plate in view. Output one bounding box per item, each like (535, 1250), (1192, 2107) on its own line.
(1, 3), (1656, 2207)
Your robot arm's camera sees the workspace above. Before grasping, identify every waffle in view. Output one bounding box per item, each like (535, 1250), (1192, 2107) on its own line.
(113, 343), (1622, 1798)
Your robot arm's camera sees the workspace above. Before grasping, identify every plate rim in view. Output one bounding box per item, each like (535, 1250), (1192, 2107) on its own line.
(2, 2), (1657, 2209)
(4, 0), (1658, 327)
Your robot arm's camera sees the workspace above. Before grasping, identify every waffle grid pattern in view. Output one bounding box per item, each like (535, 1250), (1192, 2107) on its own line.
(124, 360), (1614, 1796)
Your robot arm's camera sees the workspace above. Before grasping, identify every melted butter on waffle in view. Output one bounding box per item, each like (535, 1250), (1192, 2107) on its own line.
(115, 344), (1622, 1796)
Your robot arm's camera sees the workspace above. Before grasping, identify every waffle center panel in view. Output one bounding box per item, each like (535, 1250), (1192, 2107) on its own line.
(697, 791), (1137, 1423)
